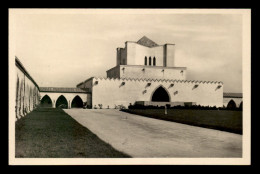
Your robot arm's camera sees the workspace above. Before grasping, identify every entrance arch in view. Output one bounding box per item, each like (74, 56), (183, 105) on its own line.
(55, 95), (68, 109)
(40, 95), (52, 108)
(71, 95), (83, 108)
(151, 86), (170, 102)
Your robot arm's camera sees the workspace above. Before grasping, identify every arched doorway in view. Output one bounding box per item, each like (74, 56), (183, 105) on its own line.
(71, 96), (83, 108)
(151, 86), (170, 102)
(55, 95), (68, 109)
(227, 99), (236, 109)
(40, 95), (52, 108)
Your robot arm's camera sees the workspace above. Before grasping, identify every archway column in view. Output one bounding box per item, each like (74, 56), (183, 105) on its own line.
(52, 100), (56, 108)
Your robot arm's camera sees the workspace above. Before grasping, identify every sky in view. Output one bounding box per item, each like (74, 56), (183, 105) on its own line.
(11, 9), (243, 92)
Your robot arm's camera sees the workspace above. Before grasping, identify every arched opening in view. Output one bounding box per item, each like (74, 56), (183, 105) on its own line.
(40, 95), (52, 108)
(151, 86), (170, 102)
(55, 95), (68, 109)
(71, 95), (83, 108)
(144, 56), (147, 65)
(149, 57), (151, 66)
(239, 101), (243, 110)
(153, 57), (156, 66)
(227, 99), (237, 109)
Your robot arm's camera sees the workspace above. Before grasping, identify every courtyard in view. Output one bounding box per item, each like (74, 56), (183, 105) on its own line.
(64, 109), (242, 158)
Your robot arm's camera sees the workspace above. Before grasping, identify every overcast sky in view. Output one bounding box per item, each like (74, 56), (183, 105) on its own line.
(12, 10), (243, 92)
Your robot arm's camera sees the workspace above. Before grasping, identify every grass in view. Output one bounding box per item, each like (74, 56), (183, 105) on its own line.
(15, 108), (130, 158)
(121, 109), (242, 134)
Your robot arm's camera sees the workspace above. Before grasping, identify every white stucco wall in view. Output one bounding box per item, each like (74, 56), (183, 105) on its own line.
(165, 44), (175, 67)
(126, 42), (164, 66)
(16, 62), (40, 121)
(107, 65), (187, 80)
(90, 77), (223, 109)
(117, 42), (176, 67)
(39, 92), (89, 108)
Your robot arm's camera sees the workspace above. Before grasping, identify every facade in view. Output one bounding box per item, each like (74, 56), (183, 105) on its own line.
(77, 36), (224, 108)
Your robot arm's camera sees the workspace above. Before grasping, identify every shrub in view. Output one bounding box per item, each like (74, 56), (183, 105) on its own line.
(126, 103), (241, 111)
(98, 104), (103, 109)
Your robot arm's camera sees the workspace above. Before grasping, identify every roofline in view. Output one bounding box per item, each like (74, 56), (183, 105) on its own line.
(223, 96), (242, 98)
(107, 65), (187, 70)
(15, 56), (39, 90)
(76, 77), (95, 87)
(39, 87), (91, 93)
(92, 76), (223, 84)
(39, 90), (91, 94)
(125, 41), (175, 48)
(106, 65), (120, 72)
(223, 92), (243, 98)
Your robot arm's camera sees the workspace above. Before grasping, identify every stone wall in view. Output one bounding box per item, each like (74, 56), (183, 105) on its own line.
(88, 77), (223, 109)
(15, 57), (40, 121)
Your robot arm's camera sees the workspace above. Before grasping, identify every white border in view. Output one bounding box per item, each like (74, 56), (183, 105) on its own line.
(8, 8), (251, 165)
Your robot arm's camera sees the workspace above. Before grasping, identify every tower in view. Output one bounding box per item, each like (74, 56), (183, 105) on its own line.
(107, 36), (186, 80)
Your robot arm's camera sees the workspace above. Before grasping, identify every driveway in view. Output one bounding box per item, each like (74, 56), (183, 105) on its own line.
(64, 109), (242, 158)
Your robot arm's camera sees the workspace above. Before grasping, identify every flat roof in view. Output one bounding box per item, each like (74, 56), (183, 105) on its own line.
(223, 92), (242, 98)
(39, 87), (90, 93)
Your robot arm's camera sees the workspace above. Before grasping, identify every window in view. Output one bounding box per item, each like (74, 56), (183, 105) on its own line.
(153, 57), (156, 66)
(144, 56), (147, 65)
(149, 57), (151, 66)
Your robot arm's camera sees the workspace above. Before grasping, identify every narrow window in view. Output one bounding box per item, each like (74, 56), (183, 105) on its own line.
(149, 57), (151, 66)
(153, 57), (156, 66)
(144, 56), (147, 65)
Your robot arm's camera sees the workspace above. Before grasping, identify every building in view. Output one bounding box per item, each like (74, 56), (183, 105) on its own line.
(77, 36), (224, 109)
(15, 36), (242, 119)
(223, 92), (243, 108)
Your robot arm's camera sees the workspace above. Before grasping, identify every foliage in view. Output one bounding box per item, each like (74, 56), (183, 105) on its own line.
(127, 103), (242, 111)
(121, 108), (242, 134)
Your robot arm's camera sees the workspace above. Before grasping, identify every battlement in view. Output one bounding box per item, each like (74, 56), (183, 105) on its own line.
(93, 77), (223, 85)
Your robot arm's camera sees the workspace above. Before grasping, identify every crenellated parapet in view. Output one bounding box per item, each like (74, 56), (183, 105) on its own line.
(93, 76), (223, 85)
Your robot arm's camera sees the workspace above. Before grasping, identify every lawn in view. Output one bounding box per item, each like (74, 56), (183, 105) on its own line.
(121, 109), (242, 134)
(15, 108), (130, 158)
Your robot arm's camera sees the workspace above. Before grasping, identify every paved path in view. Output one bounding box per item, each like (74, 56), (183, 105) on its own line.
(64, 109), (242, 158)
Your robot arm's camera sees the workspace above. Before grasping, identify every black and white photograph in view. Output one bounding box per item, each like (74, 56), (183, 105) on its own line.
(8, 8), (251, 165)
